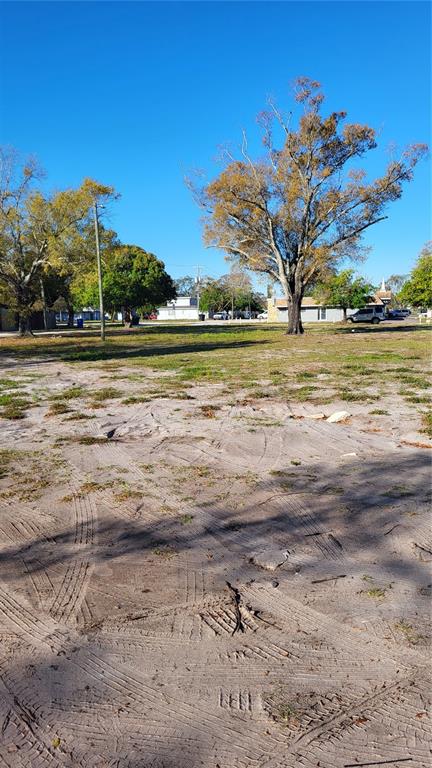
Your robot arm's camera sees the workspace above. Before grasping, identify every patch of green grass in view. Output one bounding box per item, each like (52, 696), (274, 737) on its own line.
(339, 390), (378, 402)
(363, 587), (387, 599)
(290, 459), (301, 466)
(287, 385), (318, 401)
(51, 386), (85, 401)
(0, 448), (22, 477)
(394, 619), (424, 645)
(90, 387), (122, 402)
(295, 371), (316, 381)
(369, 409), (390, 415)
(79, 480), (115, 494)
(64, 412), (96, 421)
(383, 485), (413, 497)
(122, 395), (152, 404)
(238, 416), (284, 427)
(180, 514), (194, 524)
(0, 378), (21, 389)
(405, 395), (432, 404)
(276, 703), (298, 724)
(46, 401), (70, 416)
(399, 375), (430, 389)
(421, 411), (432, 438)
(152, 545), (177, 559)
(250, 389), (272, 398)
(1, 401), (29, 419)
(0, 393), (28, 406)
(114, 488), (142, 502)
(75, 436), (110, 445)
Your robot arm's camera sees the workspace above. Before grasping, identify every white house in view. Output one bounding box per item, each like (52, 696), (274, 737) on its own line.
(157, 296), (200, 321)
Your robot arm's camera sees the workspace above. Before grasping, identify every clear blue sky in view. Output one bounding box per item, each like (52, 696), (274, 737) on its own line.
(0, 1), (430, 287)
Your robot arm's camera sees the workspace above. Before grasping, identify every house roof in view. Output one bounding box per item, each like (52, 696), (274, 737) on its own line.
(272, 296), (321, 308)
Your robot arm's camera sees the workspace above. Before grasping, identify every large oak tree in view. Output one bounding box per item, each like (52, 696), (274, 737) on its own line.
(193, 78), (427, 333)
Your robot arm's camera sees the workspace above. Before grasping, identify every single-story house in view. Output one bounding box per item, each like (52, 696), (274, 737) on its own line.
(56, 308), (103, 323)
(267, 281), (393, 323)
(157, 296), (200, 321)
(0, 305), (56, 332)
(267, 297), (357, 323)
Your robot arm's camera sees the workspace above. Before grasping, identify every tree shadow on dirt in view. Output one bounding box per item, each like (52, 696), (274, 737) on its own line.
(0, 450), (431, 767)
(1, 450), (430, 591)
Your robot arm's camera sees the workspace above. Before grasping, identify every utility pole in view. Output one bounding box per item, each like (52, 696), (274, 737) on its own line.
(194, 265), (203, 321)
(94, 201), (105, 342)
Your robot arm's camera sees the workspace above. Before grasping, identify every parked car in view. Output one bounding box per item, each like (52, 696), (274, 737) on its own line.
(387, 309), (407, 320)
(257, 311), (268, 320)
(212, 311), (229, 320)
(348, 307), (383, 324)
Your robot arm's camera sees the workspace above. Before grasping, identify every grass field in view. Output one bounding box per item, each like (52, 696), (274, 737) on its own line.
(1, 321), (431, 431)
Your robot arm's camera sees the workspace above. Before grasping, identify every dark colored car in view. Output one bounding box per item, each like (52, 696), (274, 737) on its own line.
(387, 310), (407, 320)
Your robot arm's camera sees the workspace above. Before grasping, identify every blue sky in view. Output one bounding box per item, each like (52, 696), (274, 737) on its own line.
(0, 1), (430, 288)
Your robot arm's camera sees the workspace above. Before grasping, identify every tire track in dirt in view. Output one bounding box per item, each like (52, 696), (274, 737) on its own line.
(49, 491), (96, 623)
(0, 580), (286, 764)
(0, 674), (70, 768)
(88, 441), (344, 566)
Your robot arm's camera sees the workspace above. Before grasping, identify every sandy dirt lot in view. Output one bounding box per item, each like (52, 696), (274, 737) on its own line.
(0, 325), (431, 767)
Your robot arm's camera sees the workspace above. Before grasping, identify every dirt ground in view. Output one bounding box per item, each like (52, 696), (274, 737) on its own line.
(0, 325), (431, 768)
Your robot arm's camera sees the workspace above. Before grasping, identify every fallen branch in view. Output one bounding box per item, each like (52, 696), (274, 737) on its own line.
(311, 574), (346, 584)
(344, 758), (412, 767)
(383, 524), (401, 535)
(226, 581), (245, 635)
(413, 542), (432, 557)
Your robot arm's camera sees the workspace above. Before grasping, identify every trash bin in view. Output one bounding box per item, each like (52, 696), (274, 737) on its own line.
(199, 313), (205, 321)
(76, 318), (83, 329)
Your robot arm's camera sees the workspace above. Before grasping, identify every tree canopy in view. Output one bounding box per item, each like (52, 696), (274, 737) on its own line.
(199, 270), (265, 314)
(398, 243), (432, 308)
(314, 269), (375, 319)
(0, 147), (116, 333)
(191, 77), (427, 334)
(72, 245), (176, 321)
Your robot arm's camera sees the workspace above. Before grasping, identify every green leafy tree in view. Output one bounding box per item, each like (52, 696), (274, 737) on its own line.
(191, 77), (427, 334)
(199, 279), (231, 313)
(398, 243), (432, 308)
(174, 275), (196, 296)
(72, 245), (176, 323)
(0, 147), (116, 333)
(314, 269), (375, 320)
(199, 271), (265, 314)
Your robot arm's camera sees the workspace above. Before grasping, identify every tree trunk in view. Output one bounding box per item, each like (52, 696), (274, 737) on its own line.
(18, 314), (32, 336)
(287, 292), (304, 335)
(67, 304), (74, 327)
(342, 307), (347, 321)
(40, 278), (48, 331)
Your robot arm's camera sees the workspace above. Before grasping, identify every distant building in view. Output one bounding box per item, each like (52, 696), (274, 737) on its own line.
(157, 296), (200, 321)
(56, 308), (102, 323)
(267, 296), (356, 323)
(374, 278), (392, 309)
(0, 305), (56, 332)
(267, 280), (394, 323)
